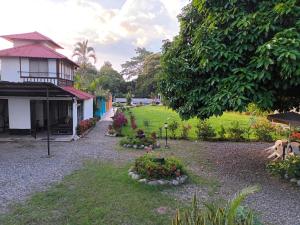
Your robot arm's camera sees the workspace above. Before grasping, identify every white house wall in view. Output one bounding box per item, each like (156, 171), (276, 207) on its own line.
(0, 57), (58, 82)
(8, 98), (31, 129)
(83, 98), (93, 120)
(1, 58), (20, 82)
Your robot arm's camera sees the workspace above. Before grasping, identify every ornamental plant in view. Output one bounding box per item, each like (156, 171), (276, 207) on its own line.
(169, 120), (179, 139)
(195, 120), (215, 141)
(112, 111), (128, 133)
(252, 118), (275, 142)
(291, 132), (300, 141)
(180, 124), (192, 140)
(134, 153), (185, 180)
(172, 186), (262, 225)
(267, 156), (300, 179)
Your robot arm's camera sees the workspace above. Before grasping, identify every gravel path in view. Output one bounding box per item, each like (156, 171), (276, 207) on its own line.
(0, 120), (136, 213)
(180, 142), (300, 225)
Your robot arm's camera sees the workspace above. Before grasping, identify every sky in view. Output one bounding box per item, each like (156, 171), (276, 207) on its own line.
(0, 0), (189, 71)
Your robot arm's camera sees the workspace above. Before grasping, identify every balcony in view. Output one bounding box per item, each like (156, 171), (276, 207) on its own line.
(19, 71), (74, 87)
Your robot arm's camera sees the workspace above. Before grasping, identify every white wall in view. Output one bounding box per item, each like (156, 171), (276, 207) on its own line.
(1, 58), (20, 82)
(83, 98), (93, 120)
(8, 98), (31, 129)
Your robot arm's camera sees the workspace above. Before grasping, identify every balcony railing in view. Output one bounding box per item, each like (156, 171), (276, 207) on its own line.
(18, 71), (74, 87)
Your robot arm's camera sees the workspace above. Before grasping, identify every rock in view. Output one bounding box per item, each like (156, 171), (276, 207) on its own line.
(138, 178), (147, 183)
(140, 145), (145, 149)
(148, 180), (159, 186)
(128, 167), (134, 173)
(297, 180), (300, 186)
(133, 145), (138, 149)
(290, 178), (297, 183)
(123, 144), (127, 147)
(179, 175), (188, 184)
(284, 174), (289, 180)
(132, 173), (140, 180)
(172, 180), (179, 186)
(128, 172), (134, 176)
(128, 144), (132, 148)
(157, 180), (167, 185)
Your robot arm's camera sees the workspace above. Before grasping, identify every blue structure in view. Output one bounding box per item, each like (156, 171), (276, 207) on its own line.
(95, 96), (106, 118)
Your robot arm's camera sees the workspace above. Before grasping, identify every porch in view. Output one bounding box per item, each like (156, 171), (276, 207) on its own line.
(0, 82), (93, 140)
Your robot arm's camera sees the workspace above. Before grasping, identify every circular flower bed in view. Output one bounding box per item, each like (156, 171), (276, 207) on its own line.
(128, 154), (188, 186)
(120, 136), (160, 150)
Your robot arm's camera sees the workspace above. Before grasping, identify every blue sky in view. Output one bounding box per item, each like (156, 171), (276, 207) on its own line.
(0, 0), (189, 71)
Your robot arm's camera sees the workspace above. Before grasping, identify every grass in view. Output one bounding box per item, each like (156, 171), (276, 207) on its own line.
(122, 105), (256, 140)
(0, 162), (182, 225)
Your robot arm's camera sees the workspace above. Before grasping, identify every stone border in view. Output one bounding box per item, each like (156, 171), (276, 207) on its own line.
(122, 143), (161, 150)
(284, 175), (300, 186)
(128, 168), (187, 186)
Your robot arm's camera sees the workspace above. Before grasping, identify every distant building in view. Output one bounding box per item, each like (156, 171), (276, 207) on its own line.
(114, 97), (160, 105)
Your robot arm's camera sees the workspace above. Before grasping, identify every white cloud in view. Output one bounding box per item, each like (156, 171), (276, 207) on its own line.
(0, 0), (189, 70)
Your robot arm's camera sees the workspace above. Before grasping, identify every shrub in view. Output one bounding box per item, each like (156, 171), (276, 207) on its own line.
(180, 124), (192, 140)
(134, 154), (185, 180)
(252, 118), (275, 142)
(76, 118), (97, 135)
(218, 124), (226, 140)
(120, 136), (156, 148)
(246, 103), (268, 116)
(267, 156), (300, 179)
(291, 132), (300, 142)
(169, 120), (179, 139)
(195, 120), (215, 141)
(136, 129), (145, 138)
(112, 112), (128, 133)
(143, 120), (150, 132)
(126, 92), (132, 106)
(130, 113), (137, 130)
(227, 122), (245, 141)
(172, 186), (262, 225)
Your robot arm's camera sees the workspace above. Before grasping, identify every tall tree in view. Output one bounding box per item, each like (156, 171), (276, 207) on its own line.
(97, 61), (126, 97)
(135, 53), (161, 97)
(121, 47), (152, 80)
(72, 40), (97, 68)
(160, 0), (300, 119)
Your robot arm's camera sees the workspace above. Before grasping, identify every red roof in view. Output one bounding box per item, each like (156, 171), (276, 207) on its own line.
(62, 86), (95, 100)
(0, 44), (78, 67)
(0, 31), (63, 49)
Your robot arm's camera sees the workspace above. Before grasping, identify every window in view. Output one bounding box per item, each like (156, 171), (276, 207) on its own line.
(29, 59), (48, 77)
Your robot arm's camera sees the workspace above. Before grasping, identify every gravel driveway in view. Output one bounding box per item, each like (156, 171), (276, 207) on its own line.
(0, 121), (135, 213)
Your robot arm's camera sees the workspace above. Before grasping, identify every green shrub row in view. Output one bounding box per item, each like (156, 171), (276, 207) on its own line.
(267, 156), (300, 179)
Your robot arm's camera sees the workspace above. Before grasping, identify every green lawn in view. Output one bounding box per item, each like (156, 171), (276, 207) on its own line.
(0, 163), (181, 225)
(122, 105), (255, 139)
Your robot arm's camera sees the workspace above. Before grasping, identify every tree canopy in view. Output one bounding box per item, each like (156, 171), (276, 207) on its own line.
(160, 0), (300, 119)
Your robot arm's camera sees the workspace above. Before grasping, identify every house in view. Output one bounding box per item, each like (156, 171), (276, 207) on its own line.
(0, 32), (94, 139)
(95, 94), (112, 118)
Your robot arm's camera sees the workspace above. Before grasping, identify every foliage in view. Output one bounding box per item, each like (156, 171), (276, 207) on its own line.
(143, 120), (150, 132)
(291, 132), (300, 141)
(121, 47), (153, 80)
(252, 118), (275, 142)
(160, 0), (300, 120)
(130, 113), (137, 130)
(169, 120), (179, 139)
(72, 40), (96, 68)
(218, 124), (226, 140)
(246, 103), (268, 117)
(76, 118), (97, 135)
(135, 53), (161, 97)
(267, 156), (300, 179)
(172, 186), (261, 225)
(126, 92), (132, 106)
(112, 112), (128, 133)
(227, 122), (245, 141)
(195, 120), (216, 140)
(180, 124), (192, 140)
(134, 154), (185, 180)
(120, 136), (156, 148)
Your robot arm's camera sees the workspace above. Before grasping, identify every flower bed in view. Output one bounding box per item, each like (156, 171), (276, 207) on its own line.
(267, 155), (300, 187)
(128, 154), (187, 186)
(76, 117), (98, 136)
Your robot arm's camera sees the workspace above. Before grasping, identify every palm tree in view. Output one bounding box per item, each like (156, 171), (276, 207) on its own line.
(72, 40), (96, 68)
